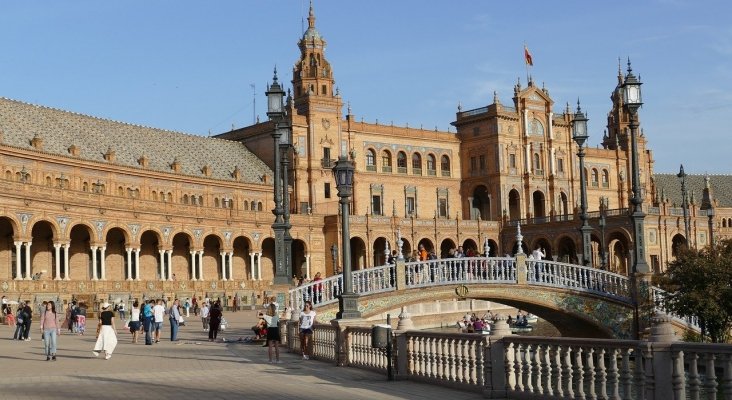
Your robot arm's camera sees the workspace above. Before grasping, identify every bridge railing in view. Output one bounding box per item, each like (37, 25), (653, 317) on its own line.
(403, 257), (516, 288)
(526, 260), (632, 302)
(289, 264), (396, 314)
(651, 287), (700, 331)
(281, 315), (732, 399)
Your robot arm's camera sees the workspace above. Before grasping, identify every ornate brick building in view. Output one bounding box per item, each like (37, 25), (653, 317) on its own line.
(1, 4), (730, 306)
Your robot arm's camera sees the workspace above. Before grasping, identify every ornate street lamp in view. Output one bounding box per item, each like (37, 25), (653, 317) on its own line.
(677, 164), (691, 249)
(623, 60), (649, 340)
(572, 100), (593, 268)
(622, 60), (650, 275)
(266, 67), (291, 285)
(333, 156), (361, 319)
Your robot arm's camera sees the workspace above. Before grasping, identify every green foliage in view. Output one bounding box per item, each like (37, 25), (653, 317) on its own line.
(660, 239), (732, 343)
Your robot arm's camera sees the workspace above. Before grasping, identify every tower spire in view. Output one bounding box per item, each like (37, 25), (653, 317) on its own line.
(308, 0), (315, 29)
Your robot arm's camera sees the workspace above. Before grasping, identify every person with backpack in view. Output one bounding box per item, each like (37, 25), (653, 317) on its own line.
(13, 302), (26, 340)
(141, 300), (154, 345)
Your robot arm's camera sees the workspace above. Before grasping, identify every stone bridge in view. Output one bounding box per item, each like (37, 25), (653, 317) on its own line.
(289, 256), (698, 339)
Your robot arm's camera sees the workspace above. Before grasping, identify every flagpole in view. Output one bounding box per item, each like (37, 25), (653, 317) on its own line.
(524, 43), (530, 84)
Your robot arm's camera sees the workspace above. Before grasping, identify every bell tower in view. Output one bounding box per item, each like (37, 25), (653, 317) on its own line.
(291, 1), (339, 115)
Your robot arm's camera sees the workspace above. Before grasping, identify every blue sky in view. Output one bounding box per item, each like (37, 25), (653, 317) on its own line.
(1, 1), (730, 174)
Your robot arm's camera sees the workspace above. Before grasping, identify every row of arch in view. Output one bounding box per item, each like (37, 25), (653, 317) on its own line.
(470, 185), (570, 221)
(0, 217), (315, 282)
(365, 149), (451, 176)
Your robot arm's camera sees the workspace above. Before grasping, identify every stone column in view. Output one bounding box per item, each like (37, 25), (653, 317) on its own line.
(100, 246), (107, 280)
(227, 251), (233, 281)
(190, 250), (198, 281)
(24, 241), (31, 280)
(220, 252), (227, 280)
(166, 250), (173, 281)
(14, 241), (22, 280)
(249, 252), (255, 280)
(63, 243), (71, 280)
(134, 248), (141, 281)
(257, 252), (262, 281)
(125, 247), (133, 281)
(305, 254), (311, 280)
(91, 245), (98, 280)
(54, 243), (61, 280)
(158, 249), (165, 281)
(198, 250), (204, 281)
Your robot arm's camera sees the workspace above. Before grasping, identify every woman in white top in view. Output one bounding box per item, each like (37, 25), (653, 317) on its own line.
(299, 301), (316, 360)
(128, 301), (142, 344)
(262, 303), (281, 363)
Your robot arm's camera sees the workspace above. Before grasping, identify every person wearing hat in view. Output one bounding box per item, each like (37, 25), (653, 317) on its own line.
(92, 302), (118, 360)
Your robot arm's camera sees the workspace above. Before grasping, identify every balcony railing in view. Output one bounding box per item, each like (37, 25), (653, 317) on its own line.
(441, 170), (450, 177)
(320, 158), (333, 168)
(412, 168), (421, 175)
(427, 169), (436, 176)
(381, 165), (392, 173)
(366, 165), (376, 172)
(397, 167), (407, 174)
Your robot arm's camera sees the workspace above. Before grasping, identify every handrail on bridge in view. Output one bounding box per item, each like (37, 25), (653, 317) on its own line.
(288, 256), (698, 331)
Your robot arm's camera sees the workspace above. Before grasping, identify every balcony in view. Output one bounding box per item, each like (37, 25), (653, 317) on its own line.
(321, 158), (334, 168)
(366, 165), (376, 172)
(412, 168), (422, 176)
(534, 169), (544, 176)
(427, 169), (436, 176)
(381, 165), (392, 173)
(397, 167), (407, 174)
(441, 170), (451, 177)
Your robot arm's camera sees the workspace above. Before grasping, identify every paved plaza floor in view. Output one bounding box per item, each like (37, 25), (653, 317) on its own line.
(0, 310), (483, 400)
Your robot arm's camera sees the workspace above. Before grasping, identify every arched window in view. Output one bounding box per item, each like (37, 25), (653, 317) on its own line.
(117, 186), (124, 196)
(166, 192), (172, 202)
(183, 194), (189, 205)
(250, 201), (256, 210)
(82, 182), (89, 192)
(244, 201), (249, 211)
(397, 151), (407, 173)
(257, 202), (263, 211)
(4, 171), (11, 180)
(365, 149), (376, 171)
(602, 170), (609, 187)
(533, 153), (541, 173)
(198, 195), (203, 205)
(381, 150), (392, 173)
(723, 219), (727, 228)
(427, 154), (436, 175)
(412, 153), (422, 175)
(151, 191), (158, 201)
(46, 176), (52, 187)
(440, 155), (451, 177)
(592, 169), (599, 187)
(214, 198), (220, 208)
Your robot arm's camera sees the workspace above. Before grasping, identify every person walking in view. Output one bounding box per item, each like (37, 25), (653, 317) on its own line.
(92, 302), (117, 360)
(168, 299), (181, 341)
(117, 301), (126, 321)
(152, 299), (165, 343)
(208, 301), (222, 342)
(299, 301), (316, 360)
(200, 302), (210, 332)
(13, 302), (26, 340)
(262, 303), (281, 363)
(128, 301), (142, 344)
(40, 301), (60, 361)
(21, 302), (33, 341)
(184, 298), (191, 318)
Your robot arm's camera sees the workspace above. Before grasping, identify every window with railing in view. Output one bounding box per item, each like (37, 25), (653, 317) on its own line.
(321, 147), (331, 168)
(602, 170), (609, 188)
(397, 151), (407, 174)
(592, 168), (599, 187)
(366, 149), (376, 172)
(427, 154), (436, 175)
(381, 150), (392, 173)
(440, 155), (451, 177)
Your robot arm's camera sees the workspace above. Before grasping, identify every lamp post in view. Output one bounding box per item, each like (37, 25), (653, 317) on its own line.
(623, 60), (649, 340)
(677, 164), (691, 249)
(333, 156), (361, 319)
(266, 67), (291, 285)
(280, 114), (293, 281)
(622, 61), (650, 275)
(572, 100), (593, 268)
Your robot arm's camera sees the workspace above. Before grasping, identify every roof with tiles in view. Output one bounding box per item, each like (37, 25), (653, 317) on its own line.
(654, 173), (732, 208)
(0, 97), (272, 184)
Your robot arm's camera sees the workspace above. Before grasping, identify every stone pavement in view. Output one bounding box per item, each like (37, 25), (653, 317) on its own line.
(0, 310), (483, 400)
